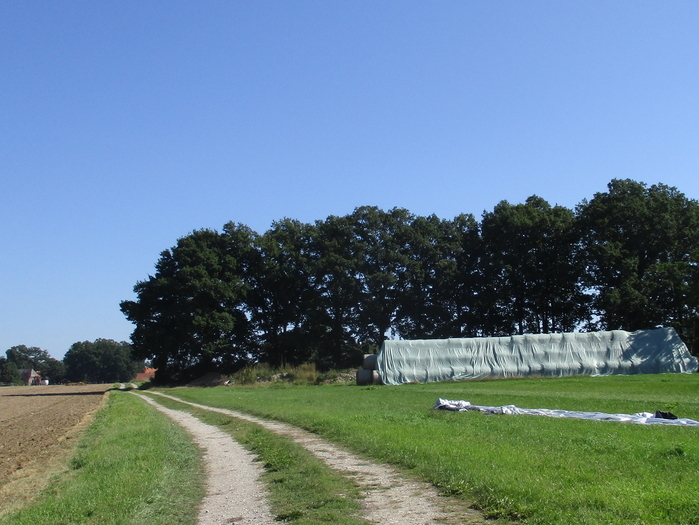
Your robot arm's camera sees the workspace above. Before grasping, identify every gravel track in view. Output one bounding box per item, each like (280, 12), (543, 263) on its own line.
(132, 393), (276, 525)
(145, 391), (490, 525)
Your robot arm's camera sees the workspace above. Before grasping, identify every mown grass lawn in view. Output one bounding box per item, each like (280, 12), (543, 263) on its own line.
(165, 374), (699, 525)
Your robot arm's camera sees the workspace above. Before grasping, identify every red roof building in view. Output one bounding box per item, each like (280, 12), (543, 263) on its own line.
(18, 368), (42, 386)
(134, 368), (157, 381)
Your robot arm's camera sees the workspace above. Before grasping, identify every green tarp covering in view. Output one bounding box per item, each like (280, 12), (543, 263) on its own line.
(376, 327), (698, 385)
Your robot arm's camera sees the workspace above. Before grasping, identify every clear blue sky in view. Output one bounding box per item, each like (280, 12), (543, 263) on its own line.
(2, 1), (698, 359)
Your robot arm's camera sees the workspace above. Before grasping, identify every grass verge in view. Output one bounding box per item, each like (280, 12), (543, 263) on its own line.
(162, 374), (699, 525)
(142, 392), (367, 525)
(0, 391), (205, 525)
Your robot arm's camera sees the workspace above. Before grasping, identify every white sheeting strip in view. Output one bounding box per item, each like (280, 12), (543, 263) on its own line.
(434, 399), (699, 427)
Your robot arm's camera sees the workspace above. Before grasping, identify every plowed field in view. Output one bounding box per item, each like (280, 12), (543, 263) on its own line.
(0, 384), (110, 499)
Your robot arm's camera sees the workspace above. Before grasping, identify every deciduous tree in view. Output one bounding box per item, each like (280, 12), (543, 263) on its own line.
(63, 339), (143, 383)
(64, 339), (141, 383)
(480, 196), (587, 335)
(0, 357), (21, 384)
(576, 179), (699, 342)
(121, 225), (256, 383)
(250, 219), (320, 366)
(397, 213), (482, 339)
(350, 206), (414, 346)
(310, 214), (363, 367)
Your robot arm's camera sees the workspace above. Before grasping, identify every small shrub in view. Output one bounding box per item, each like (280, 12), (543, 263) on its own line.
(293, 363), (317, 385)
(234, 366), (258, 385)
(252, 363), (276, 381)
(232, 363), (354, 386)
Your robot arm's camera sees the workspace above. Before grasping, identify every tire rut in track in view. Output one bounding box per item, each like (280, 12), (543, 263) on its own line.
(146, 391), (491, 525)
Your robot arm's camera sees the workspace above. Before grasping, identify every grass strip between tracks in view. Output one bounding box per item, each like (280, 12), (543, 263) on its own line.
(163, 374), (699, 525)
(143, 392), (368, 525)
(0, 390), (204, 525)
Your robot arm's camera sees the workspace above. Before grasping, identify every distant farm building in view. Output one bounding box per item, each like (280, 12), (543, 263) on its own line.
(18, 369), (42, 386)
(134, 367), (157, 381)
(361, 327), (698, 386)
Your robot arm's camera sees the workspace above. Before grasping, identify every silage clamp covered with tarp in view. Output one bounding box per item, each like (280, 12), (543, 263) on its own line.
(373, 327), (698, 386)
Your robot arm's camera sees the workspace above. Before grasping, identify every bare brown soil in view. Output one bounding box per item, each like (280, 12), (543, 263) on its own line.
(0, 384), (110, 514)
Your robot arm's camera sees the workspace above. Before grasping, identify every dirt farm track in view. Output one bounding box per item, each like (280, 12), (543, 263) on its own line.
(0, 384), (111, 504)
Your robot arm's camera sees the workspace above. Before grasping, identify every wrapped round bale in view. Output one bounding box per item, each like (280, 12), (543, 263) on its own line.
(356, 369), (381, 385)
(362, 354), (378, 370)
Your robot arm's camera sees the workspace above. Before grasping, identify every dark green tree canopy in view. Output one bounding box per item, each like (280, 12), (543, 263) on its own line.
(576, 179), (699, 341)
(481, 196), (587, 335)
(249, 218), (320, 366)
(0, 357), (21, 384)
(121, 224), (256, 383)
(63, 339), (142, 383)
(6, 345), (50, 369)
(122, 179), (699, 382)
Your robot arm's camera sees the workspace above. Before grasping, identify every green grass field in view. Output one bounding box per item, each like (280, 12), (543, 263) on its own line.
(4, 375), (696, 525)
(164, 374), (699, 525)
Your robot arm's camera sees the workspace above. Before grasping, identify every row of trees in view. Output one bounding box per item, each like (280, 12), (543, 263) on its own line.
(0, 340), (143, 385)
(121, 179), (699, 383)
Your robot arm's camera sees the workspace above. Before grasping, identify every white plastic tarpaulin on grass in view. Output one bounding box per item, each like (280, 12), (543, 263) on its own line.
(434, 398), (699, 427)
(375, 327), (698, 386)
